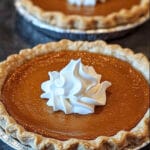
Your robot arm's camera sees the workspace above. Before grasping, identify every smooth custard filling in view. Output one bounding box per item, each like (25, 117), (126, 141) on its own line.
(31, 0), (140, 16)
(1, 51), (149, 140)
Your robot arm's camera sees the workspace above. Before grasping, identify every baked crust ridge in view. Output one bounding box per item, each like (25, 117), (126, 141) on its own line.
(0, 40), (149, 149)
(15, 0), (150, 30)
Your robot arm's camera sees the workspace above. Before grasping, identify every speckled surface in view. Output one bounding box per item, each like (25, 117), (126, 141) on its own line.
(0, 0), (150, 149)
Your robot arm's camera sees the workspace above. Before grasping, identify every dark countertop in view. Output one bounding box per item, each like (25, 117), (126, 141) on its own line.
(0, 0), (150, 149)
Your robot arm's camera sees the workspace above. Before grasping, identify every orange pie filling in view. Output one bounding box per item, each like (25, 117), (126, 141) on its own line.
(31, 0), (140, 16)
(1, 51), (149, 140)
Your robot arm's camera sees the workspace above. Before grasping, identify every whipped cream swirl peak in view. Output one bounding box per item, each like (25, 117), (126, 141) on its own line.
(41, 59), (111, 115)
(68, 0), (106, 6)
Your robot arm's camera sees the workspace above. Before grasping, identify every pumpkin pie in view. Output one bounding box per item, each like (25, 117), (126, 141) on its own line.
(15, 0), (150, 30)
(0, 40), (149, 149)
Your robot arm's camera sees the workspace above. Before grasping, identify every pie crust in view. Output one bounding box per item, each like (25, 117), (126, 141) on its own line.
(0, 40), (149, 149)
(15, 0), (150, 30)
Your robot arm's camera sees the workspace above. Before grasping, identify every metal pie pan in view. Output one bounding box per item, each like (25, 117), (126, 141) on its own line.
(15, 2), (149, 41)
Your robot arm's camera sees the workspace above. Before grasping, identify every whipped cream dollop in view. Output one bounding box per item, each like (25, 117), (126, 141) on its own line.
(41, 59), (111, 115)
(68, 0), (106, 6)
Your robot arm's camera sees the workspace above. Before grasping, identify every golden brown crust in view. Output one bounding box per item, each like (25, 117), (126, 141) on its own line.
(15, 0), (150, 30)
(0, 40), (149, 149)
